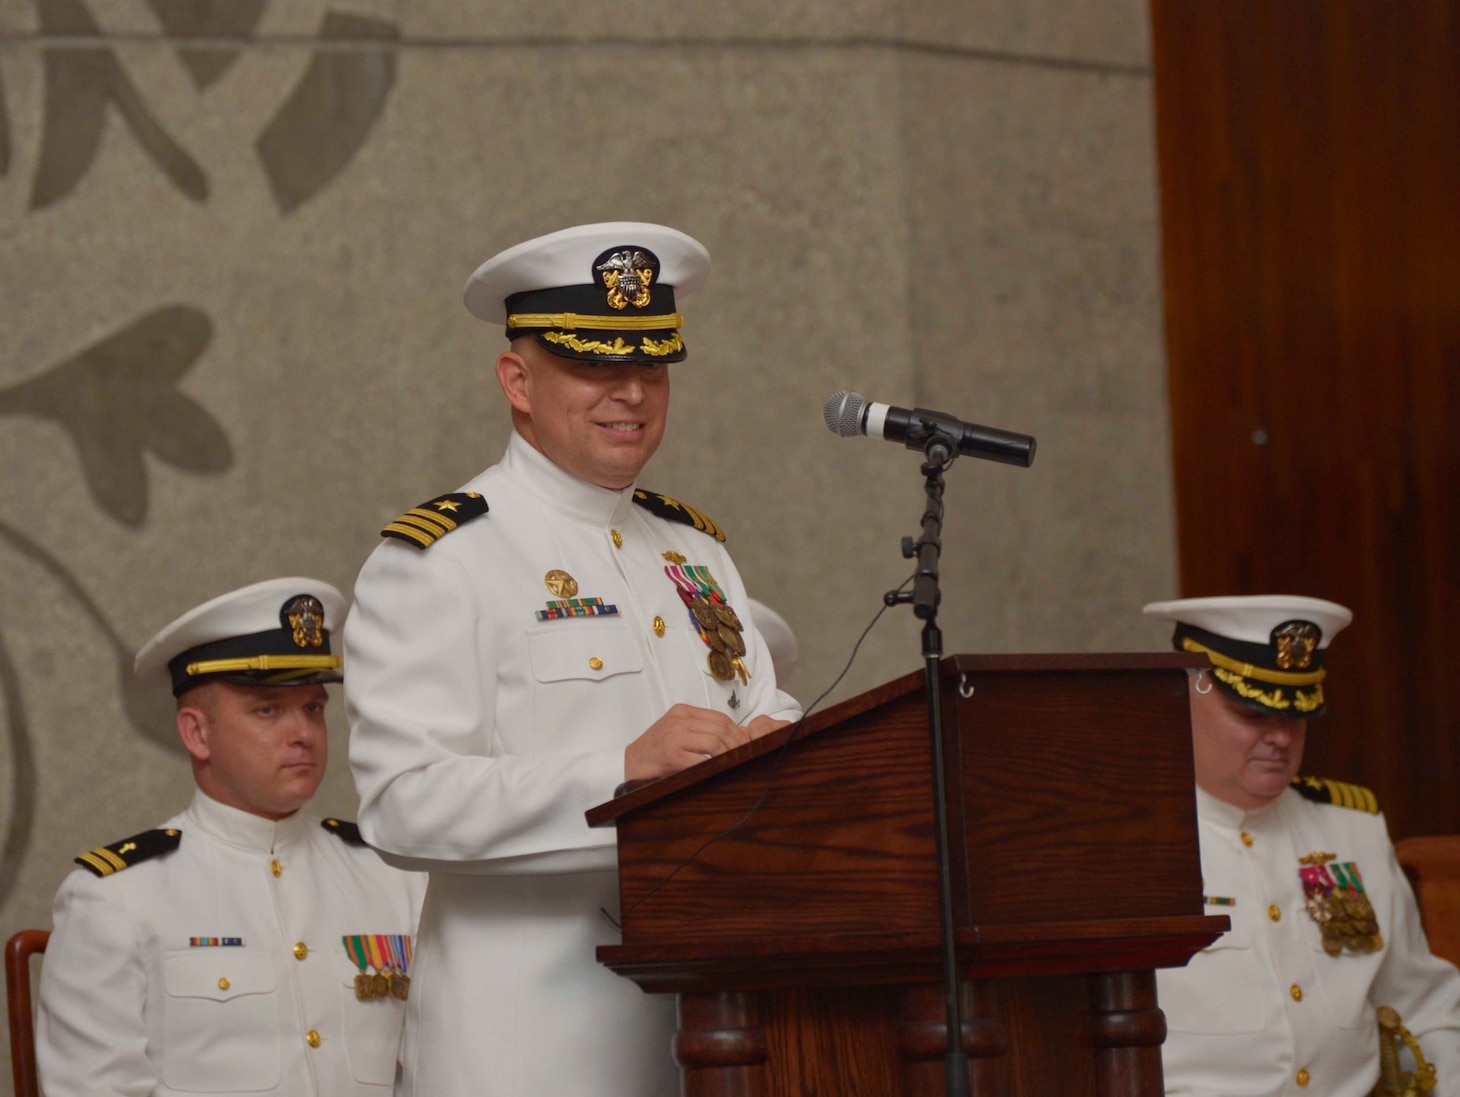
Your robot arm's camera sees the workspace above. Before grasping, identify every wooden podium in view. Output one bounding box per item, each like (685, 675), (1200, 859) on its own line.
(587, 653), (1228, 1097)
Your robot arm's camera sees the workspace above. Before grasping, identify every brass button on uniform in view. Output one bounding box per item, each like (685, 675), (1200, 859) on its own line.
(217, 977), (230, 990)
(611, 529), (623, 549)
(293, 942), (308, 960)
(1268, 904), (1282, 922)
(270, 859), (282, 877)
(1296, 1067), (1310, 1087)
(1290, 984), (1303, 1002)
(589, 657), (603, 670)
(652, 616), (666, 638)
(306, 1030), (322, 1049)
(1240, 832), (1254, 847)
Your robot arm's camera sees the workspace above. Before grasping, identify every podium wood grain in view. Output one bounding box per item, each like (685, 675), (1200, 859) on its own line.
(590, 654), (1227, 1096)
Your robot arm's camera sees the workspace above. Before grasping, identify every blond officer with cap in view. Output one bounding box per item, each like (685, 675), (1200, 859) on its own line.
(36, 578), (425, 1097)
(1146, 595), (1460, 1096)
(345, 223), (802, 1097)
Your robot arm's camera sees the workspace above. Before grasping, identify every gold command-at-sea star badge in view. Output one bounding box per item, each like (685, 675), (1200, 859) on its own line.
(544, 570), (578, 598)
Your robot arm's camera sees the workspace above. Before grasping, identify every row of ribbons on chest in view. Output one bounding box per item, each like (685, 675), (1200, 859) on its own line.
(532, 561), (751, 685)
(343, 935), (412, 1001)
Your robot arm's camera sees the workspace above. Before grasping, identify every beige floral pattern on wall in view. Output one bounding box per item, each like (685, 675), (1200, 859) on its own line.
(0, 0), (401, 904)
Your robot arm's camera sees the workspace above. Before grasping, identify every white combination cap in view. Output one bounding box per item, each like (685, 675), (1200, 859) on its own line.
(1142, 594), (1352, 717)
(463, 222), (710, 364)
(134, 577), (347, 696)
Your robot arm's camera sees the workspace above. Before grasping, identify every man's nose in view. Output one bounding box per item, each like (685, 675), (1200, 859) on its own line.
(285, 710), (319, 744)
(609, 367), (647, 402)
(1262, 722), (1293, 746)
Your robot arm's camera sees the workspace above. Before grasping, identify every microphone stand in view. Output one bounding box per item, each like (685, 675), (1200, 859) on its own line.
(885, 430), (970, 1097)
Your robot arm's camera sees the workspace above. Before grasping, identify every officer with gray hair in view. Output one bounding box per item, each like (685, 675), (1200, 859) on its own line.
(1147, 594), (1460, 1096)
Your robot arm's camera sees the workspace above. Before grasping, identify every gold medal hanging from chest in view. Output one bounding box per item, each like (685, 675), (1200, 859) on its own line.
(344, 935), (383, 1000)
(1298, 852), (1384, 955)
(384, 933), (411, 1000)
(663, 557), (750, 684)
(343, 934), (413, 1001)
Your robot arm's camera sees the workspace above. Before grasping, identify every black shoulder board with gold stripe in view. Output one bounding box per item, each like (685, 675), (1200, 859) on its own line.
(632, 489), (726, 542)
(321, 818), (365, 845)
(75, 828), (181, 878)
(381, 492), (489, 549)
(1291, 776), (1380, 814)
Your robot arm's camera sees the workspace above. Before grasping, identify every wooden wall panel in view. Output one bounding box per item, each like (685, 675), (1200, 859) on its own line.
(1150, 1), (1460, 839)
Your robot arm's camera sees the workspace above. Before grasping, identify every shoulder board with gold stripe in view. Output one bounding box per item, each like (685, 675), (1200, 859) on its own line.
(632, 489), (726, 542)
(380, 492), (489, 549)
(74, 828), (181, 878)
(1291, 776), (1380, 814)
(321, 818), (365, 845)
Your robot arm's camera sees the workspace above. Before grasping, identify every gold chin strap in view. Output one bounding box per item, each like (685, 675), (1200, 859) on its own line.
(185, 654), (342, 676)
(1181, 636), (1326, 686)
(506, 311), (683, 332)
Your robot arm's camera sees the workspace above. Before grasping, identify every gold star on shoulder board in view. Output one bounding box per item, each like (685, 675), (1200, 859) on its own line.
(380, 492), (489, 549)
(632, 489), (727, 542)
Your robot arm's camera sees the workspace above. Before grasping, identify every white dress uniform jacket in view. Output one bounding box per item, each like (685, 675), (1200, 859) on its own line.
(1158, 785), (1460, 1096)
(36, 790), (425, 1097)
(345, 432), (802, 1097)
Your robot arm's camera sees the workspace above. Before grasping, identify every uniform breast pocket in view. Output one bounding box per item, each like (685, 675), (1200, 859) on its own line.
(162, 950), (281, 1092)
(1159, 916), (1277, 1035)
(527, 623), (645, 754)
(1307, 934), (1381, 1030)
(338, 959), (407, 1086)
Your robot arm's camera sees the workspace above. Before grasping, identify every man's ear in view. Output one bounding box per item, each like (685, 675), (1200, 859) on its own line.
(495, 350), (532, 416)
(176, 703), (211, 764)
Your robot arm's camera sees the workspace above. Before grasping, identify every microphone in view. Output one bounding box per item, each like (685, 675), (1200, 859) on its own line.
(823, 390), (1036, 467)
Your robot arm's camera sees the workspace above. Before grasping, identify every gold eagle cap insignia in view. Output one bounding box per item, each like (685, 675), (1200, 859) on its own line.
(595, 249), (655, 310)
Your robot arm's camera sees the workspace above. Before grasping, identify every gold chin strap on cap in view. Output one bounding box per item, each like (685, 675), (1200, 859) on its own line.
(1180, 637), (1326, 686)
(185, 654), (342, 676)
(506, 311), (683, 332)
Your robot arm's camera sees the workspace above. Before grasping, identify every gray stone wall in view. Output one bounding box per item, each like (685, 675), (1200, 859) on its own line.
(0, 1), (1171, 1085)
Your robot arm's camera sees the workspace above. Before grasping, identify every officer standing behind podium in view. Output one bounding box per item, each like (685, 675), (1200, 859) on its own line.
(344, 222), (802, 1097)
(1146, 595), (1460, 1096)
(35, 578), (425, 1097)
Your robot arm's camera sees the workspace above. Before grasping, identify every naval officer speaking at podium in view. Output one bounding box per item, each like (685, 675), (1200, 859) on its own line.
(344, 222), (802, 1097)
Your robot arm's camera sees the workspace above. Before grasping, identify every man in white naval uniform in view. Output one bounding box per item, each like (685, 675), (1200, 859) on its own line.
(37, 578), (425, 1097)
(1145, 595), (1460, 1096)
(345, 223), (801, 1097)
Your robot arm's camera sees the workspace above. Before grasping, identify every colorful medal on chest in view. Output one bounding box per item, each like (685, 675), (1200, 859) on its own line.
(343, 934), (412, 1001)
(1298, 852), (1384, 955)
(663, 553), (750, 684)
